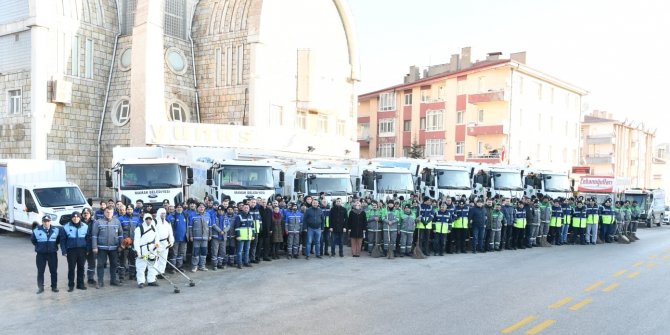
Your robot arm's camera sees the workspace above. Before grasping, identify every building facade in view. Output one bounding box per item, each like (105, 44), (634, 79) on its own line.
(580, 111), (655, 188)
(0, 0), (360, 199)
(357, 47), (587, 171)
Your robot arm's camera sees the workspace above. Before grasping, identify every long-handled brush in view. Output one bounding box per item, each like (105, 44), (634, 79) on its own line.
(412, 219), (426, 259)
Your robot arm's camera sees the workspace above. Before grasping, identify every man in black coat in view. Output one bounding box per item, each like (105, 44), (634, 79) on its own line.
(257, 199), (274, 262)
(329, 198), (348, 257)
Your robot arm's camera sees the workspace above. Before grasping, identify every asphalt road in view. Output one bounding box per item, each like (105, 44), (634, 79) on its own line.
(1, 226), (669, 335)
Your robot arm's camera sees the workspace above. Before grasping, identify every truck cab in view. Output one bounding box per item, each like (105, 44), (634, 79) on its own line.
(418, 162), (473, 200)
(286, 163), (352, 205)
(193, 158), (277, 204)
(524, 169), (573, 199)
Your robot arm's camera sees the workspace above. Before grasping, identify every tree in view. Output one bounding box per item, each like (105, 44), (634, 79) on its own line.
(409, 141), (424, 159)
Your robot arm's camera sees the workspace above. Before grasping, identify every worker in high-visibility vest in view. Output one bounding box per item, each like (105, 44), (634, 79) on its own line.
(548, 199), (564, 245)
(452, 200), (469, 254)
(417, 197), (435, 256)
(320, 199), (332, 257)
(585, 198), (600, 245)
(234, 204), (256, 269)
(599, 198), (614, 243)
(248, 198), (262, 263)
(571, 201), (588, 245)
(512, 200), (527, 250)
(560, 198), (573, 245)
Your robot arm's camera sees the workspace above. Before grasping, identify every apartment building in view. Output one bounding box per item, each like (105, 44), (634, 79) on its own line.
(357, 47), (588, 171)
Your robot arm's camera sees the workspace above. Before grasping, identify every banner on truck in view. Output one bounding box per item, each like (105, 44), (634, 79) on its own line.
(578, 176), (615, 193)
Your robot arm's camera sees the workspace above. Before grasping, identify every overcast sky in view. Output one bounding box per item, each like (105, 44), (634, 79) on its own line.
(348, 0), (670, 142)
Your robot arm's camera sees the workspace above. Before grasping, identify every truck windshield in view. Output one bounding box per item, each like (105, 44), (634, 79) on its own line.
(376, 172), (414, 193)
(219, 165), (273, 189)
(437, 170), (471, 190)
(624, 194), (648, 209)
(308, 176), (352, 196)
(33, 187), (86, 207)
(493, 171), (523, 191)
(543, 174), (571, 192)
(121, 164), (182, 189)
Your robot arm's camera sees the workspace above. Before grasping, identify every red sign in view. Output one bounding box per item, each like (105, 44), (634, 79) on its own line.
(578, 176), (614, 193)
(572, 166), (591, 174)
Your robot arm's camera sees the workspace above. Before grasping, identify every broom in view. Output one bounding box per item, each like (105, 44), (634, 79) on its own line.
(412, 217), (426, 259)
(371, 229), (383, 258)
(386, 223), (394, 259)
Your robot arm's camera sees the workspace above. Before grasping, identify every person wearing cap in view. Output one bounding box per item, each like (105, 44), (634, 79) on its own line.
(584, 198), (600, 245)
(80, 208), (97, 285)
(599, 198), (615, 243)
(365, 201), (383, 255)
(92, 207), (124, 288)
(133, 214), (160, 288)
(623, 201), (636, 241)
(613, 201), (626, 243)
(398, 205), (416, 256)
(571, 200), (588, 245)
(548, 199), (564, 245)
(489, 202), (505, 251)
(188, 203), (212, 272)
(155, 208), (174, 276)
(501, 198), (515, 250)
(432, 202), (451, 256)
(32, 215), (62, 294)
(61, 211), (90, 291)
(452, 200), (470, 254)
(382, 201), (401, 257)
(167, 203), (189, 269)
(468, 198), (487, 254)
(526, 199), (541, 248)
(538, 197), (552, 247)
(210, 205), (231, 270)
(630, 200), (641, 240)
(284, 202), (303, 259)
(234, 204), (256, 268)
(116, 205), (134, 282)
(511, 200), (528, 250)
(417, 197), (435, 256)
(561, 198), (573, 245)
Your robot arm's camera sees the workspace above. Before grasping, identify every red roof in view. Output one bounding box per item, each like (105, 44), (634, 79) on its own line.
(358, 59), (511, 100)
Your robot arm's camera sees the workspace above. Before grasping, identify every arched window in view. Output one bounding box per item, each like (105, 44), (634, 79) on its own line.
(170, 102), (187, 122)
(112, 99), (131, 126)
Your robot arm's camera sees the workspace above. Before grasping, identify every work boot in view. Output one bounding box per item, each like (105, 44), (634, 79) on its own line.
(51, 287), (59, 293)
(147, 281), (159, 287)
(263, 257), (272, 262)
(37, 287), (44, 294)
(76, 285), (87, 290)
(68, 286), (74, 292)
(237, 264), (242, 269)
(87, 279), (97, 285)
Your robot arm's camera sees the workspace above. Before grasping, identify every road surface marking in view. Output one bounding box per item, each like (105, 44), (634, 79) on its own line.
(602, 283), (620, 292)
(627, 272), (640, 279)
(502, 315), (538, 334)
(662, 255), (670, 260)
(584, 280), (605, 292)
(613, 270), (627, 277)
(549, 297), (574, 309)
(569, 298), (593, 311)
(647, 263), (657, 269)
(633, 261), (645, 267)
(649, 255), (658, 260)
(526, 320), (556, 335)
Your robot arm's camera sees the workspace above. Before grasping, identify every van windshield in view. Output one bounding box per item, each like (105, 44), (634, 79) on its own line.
(33, 187), (87, 207)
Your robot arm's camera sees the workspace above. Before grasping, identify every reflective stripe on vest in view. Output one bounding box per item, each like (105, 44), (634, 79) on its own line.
(236, 227), (253, 240)
(453, 217), (468, 229)
(514, 218), (526, 229)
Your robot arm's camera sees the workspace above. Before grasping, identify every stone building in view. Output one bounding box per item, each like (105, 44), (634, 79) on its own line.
(0, 0), (360, 199)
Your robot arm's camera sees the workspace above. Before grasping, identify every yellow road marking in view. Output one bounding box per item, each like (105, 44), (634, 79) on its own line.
(649, 255), (658, 260)
(613, 270), (627, 277)
(526, 320), (556, 335)
(570, 298), (593, 311)
(662, 255), (670, 260)
(549, 297), (574, 309)
(502, 315), (538, 334)
(647, 263), (657, 269)
(627, 271), (640, 279)
(602, 283), (620, 292)
(633, 261), (645, 267)
(584, 280), (605, 292)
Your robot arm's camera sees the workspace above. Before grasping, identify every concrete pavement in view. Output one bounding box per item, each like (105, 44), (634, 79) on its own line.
(1, 226), (669, 334)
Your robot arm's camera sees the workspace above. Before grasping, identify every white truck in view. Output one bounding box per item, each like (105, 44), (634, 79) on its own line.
(476, 165), (525, 199)
(523, 169), (573, 200)
(192, 157), (278, 204)
(0, 159), (91, 233)
(106, 147), (194, 208)
(351, 161), (415, 201)
(622, 188), (666, 227)
(284, 162), (352, 205)
(416, 161), (473, 200)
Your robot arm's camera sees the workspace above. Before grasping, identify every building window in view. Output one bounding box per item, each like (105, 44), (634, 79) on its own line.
(549, 116), (554, 132)
(358, 123), (370, 140)
(456, 111), (464, 124)
(166, 47), (187, 74)
(378, 92), (396, 111)
(237, 45), (244, 84)
(7, 89), (22, 114)
(226, 46), (233, 86)
(437, 86), (445, 101)
(403, 120), (411, 132)
(402, 147), (410, 157)
(536, 82), (543, 100)
(377, 143), (395, 158)
(296, 112), (307, 130)
(318, 115), (328, 133)
(121, 0), (137, 35)
(538, 114), (542, 128)
(477, 77), (485, 93)
(420, 89), (431, 102)
(426, 139), (444, 157)
(419, 117), (426, 130)
(404, 93), (412, 106)
(71, 35), (79, 76)
(378, 119), (395, 136)
(84, 39), (93, 79)
(169, 102), (188, 122)
(565, 120), (569, 136)
(426, 109), (444, 131)
(111, 99), (130, 126)
(164, 0), (186, 39)
(456, 141), (464, 155)
(519, 76), (524, 95)
(477, 110), (484, 123)
(215, 48), (222, 87)
(337, 120), (346, 136)
(550, 87), (555, 104)
(119, 48), (132, 71)
(457, 81), (466, 95)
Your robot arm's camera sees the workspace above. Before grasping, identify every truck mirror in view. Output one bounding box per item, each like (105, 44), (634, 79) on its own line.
(294, 179), (300, 190)
(375, 174), (383, 180)
(309, 174), (317, 180)
(106, 180), (113, 188)
(105, 170), (112, 188)
(494, 173), (502, 177)
(87, 198), (93, 206)
(279, 171), (285, 182)
(546, 175), (553, 179)
(187, 168), (194, 179)
(355, 178), (361, 189)
(279, 181), (285, 187)
(206, 169), (213, 180)
(206, 179), (213, 186)
(187, 178), (194, 185)
(438, 171), (444, 176)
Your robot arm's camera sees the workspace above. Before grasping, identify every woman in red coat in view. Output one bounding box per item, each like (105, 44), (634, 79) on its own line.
(346, 201), (367, 257)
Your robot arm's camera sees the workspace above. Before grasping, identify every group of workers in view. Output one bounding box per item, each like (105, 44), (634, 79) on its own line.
(31, 193), (643, 294)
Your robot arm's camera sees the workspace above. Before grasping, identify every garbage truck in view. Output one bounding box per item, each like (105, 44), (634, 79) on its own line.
(0, 159), (91, 233)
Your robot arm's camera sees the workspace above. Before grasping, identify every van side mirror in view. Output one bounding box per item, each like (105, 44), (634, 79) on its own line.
(87, 198), (93, 206)
(105, 170), (113, 188)
(206, 169), (213, 186)
(294, 179), (300, 191)
(375, 174), (383, 180)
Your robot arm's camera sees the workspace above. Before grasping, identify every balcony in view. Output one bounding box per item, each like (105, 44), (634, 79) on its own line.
(466, 152), (502, 164)
(468, 89), (507, 104)
(586, 133), (615, 145)
(585, 153), (615, 164)
(466, 123), (508, 136)
(358, 135), (371, 147)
